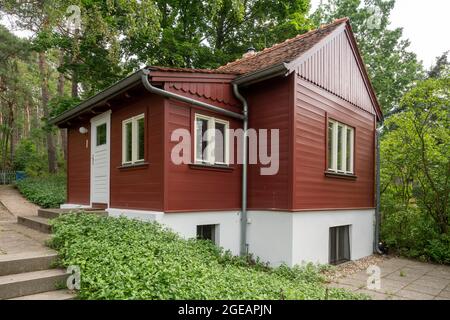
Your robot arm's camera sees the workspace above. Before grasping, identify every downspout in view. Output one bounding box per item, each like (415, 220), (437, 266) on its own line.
(374, 128), (383, 255)
(232, 84), (249, 257)
(141, 69), (249, 257)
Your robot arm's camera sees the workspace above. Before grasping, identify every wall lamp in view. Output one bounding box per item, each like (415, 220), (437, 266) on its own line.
(79, 127), (88, 134)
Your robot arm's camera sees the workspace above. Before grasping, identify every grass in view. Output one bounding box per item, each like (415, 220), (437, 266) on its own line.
(49, 213), (368, 300)
(15, 174), (66, 208)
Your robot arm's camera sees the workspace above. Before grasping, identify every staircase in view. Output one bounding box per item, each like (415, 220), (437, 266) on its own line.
(0, 208), (108, 300)
(0, 252), (74, 300)
(17, 208), (108, 234)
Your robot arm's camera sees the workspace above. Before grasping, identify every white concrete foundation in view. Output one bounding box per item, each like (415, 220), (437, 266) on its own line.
(104, 207), (374, 266)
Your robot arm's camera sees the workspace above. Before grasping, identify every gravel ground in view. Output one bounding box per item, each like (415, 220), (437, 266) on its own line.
(324, 254), (390, 282)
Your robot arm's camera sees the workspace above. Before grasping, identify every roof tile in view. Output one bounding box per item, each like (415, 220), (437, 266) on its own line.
(216, 18), (348, 74)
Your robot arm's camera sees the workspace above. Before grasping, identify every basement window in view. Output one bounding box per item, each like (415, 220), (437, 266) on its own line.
(329, 225), (351, 265)
(195, 114), (229, 166)
(196, 224), (218, 245)
(327, 119), (354, 174)
(122, 114), (145, 165)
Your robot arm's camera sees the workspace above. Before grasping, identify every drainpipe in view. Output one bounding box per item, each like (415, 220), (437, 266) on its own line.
(232, 84), (249, 257)
(374, 128), (383, 255)
(141, 70), (249, 257)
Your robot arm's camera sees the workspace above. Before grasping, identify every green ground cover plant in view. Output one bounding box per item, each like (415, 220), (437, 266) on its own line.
(15, 174), (66, 208)
(49, 213), (367, 300)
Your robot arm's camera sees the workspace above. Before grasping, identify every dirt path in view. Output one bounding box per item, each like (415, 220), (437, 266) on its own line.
(0, 185), (50, 255)
(0, 185), (39, 217)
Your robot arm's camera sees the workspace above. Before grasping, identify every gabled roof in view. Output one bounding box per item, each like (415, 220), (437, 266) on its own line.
(217, 18), (348, 74)
(217, 18), (382, 120)
(50, 18), (382, 126)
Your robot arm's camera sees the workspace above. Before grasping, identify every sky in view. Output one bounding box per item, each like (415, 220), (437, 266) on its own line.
(311, 0), (450, 68)
(2, 0), (449, 69)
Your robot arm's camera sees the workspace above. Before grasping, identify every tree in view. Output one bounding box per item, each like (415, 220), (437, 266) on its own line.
(0, 25), (30, 169)
(428, 51), (449, 79)
(152, 0), (312, 69)
(312, 0), (423, 115)
(381, 77), (450, 234)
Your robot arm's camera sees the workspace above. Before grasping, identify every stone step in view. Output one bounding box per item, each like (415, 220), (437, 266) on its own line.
(0, 252), (58, 276)
(17, 216), (52, 234)
(0, 269), (68, 299)
(9, 289), (75, 300)
(38, 208), (108, 219)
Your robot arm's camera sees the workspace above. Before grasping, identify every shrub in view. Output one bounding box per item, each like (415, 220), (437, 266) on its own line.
(15, 174), (66, 208)
(13, 139), (48, 176)
(49, 214), (367, 300)
(425, 235), (450, 265)
(381, 207), (450, 264)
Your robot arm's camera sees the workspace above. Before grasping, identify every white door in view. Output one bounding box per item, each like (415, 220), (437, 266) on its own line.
(90, 111), (111, 206)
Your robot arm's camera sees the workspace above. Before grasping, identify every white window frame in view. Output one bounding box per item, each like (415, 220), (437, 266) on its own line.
(327, 119), (354, 174)
(194, 114), (230, 165)
(122, 113), (145, 165)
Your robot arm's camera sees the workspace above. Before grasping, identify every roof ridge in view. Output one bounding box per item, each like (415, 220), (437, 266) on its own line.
(217, 18), (348, 71)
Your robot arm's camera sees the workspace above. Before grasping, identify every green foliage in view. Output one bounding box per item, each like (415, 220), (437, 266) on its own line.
(49, 214), (366, 300)
(13, 139), (47, 175)
(380, 76), (450, 263)
(15, 174), (66, 208)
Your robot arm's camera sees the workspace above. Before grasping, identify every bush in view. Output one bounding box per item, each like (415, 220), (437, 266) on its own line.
(15, 174), (66, 208)
(381, 207), (450, 264)
(13, 139), (48, 176)
(49, 214), (367, 300)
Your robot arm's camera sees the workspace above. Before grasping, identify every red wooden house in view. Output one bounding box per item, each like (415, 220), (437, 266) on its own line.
(51, 18), (382, 266)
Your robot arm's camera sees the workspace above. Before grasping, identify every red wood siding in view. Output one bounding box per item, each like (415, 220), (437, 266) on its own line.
(246, 76), (293, 210)
(296, 29), (377, 116)
(67, 120), (90, 205)
(164, 82), (243, 212)
(293, 77), (375, 210)
(109, 92), (165, 210)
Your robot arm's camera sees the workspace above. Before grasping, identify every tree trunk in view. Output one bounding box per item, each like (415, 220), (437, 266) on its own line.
(38, 51), (58, 173)
(24, 99), (31, 138)
(58, 50), (68, 161)
(9, 103), (15, 166)
(71, 28), (80, 99)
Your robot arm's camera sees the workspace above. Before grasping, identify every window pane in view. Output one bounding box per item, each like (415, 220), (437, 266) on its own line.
(138, 117), (145, 160)
(329, 225), (350, 265)
(327, 122), (334, 170)
(96, 123), (107, 146)
(215, 122), (226, 163)
(196, 118), (208, 162)
(197, 225), (216, 244)
(337, 125), (343, 171)
(125, 122), (132, 162)
(346, 128), (353, 172)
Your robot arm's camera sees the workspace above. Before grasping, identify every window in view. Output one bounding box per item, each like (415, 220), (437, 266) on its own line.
(96, 123), (107, 146)
(194, 114), (229, 165)
(329, 225), (351, 265)
(327, 119), (354, 174)
(122, 114), (145, 165)
(196, 224), (218, 245)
